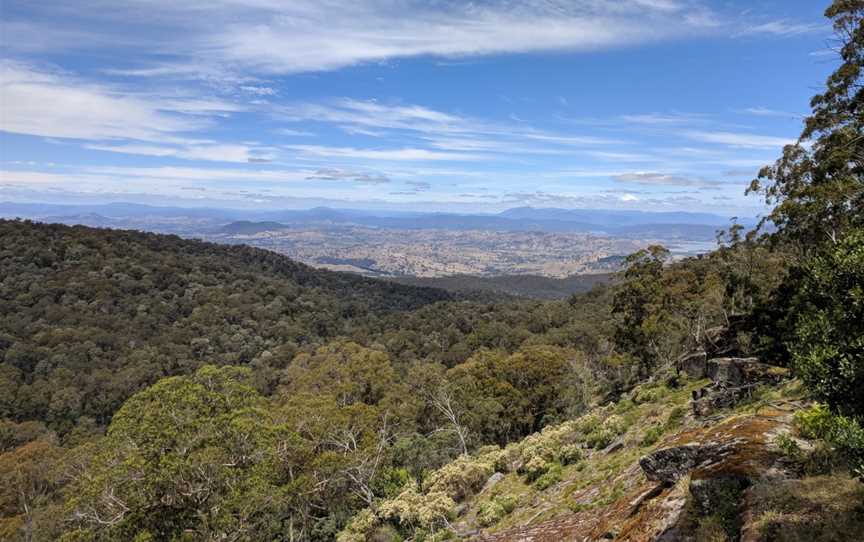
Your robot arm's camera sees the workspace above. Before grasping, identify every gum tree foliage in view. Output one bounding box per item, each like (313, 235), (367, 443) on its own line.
(61, 365), (309, 542)
(792, 230), (864, 418)
(749, 1), (864, 420)
(748, 0), (863, 252)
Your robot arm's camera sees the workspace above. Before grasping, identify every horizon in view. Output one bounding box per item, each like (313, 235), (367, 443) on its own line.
(2, 1), (834, 215)
(0, 200), (757, 222)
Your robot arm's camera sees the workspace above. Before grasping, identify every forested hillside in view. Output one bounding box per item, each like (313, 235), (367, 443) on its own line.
(389, 273), (613, 300)
(0, 220), (459, 431)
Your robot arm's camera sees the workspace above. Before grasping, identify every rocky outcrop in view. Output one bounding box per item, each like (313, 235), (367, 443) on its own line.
(677, 351), (708, 379)
(473, 408), (796, 542)
(639, 439), (743, 485)
(692, 385), (758, 416)
(689, 357), (790, 416)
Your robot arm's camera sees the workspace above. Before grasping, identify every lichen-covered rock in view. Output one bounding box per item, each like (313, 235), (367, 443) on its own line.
(706, 358), (789, 387)
(639, 443), (703, 483)
(692, 384), (757, 416)
(640, 433), (752, 485)
(686, 358), (792, 416)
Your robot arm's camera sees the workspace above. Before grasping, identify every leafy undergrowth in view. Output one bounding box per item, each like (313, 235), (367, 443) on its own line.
(339, 378), (704, 541)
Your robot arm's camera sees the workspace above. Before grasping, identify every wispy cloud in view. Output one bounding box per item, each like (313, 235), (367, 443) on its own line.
(3, 1), (820, 80)
(737, 20), (826, 37)
(621, 112), (702, 125)
(0, 61), (205, 141)
(613, 172), (724, 188)
(285, 144), (486, 162)
(85, 143), (274, 163)
(739, 107), (803, 119)
(684, 130), (794, 149)
(306, 168), (390, 184)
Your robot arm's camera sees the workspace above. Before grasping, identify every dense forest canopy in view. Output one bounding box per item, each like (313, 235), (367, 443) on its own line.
(0, 2), (862, 541)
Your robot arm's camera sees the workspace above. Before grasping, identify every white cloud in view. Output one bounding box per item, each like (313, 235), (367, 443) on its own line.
(684, 130), (795, 149)
(621, 112), (702, 125)
(83, 166), (311, 182)
(210, 1), (707, 75)
(285, 144), (485, 162)
(738, 20), (826, 37)
(0, 61), (204, 141)
(4, 0), (746, 78)
(740, 107), (803, 119)
(613, 172), (723, 188)
(86, 143), (273, 163)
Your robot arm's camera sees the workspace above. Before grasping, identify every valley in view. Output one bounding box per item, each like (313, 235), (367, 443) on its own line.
(206, 226), (647, 278)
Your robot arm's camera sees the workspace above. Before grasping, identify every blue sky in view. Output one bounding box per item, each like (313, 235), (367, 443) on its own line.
(0, 0), (838, 216)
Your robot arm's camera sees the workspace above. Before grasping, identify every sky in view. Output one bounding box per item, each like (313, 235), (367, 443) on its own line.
(0, 0), (840, 216)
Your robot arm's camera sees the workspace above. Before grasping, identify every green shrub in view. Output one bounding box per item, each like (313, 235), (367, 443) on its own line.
(665, 406), (687, 429)
(477, 495), (518, 526)
(775, 432), (803, 461)
(534, 462), (563, 490)
(794, 404), (864, 477)
(585, 427), (616, 449)
(633, 385), (666, 404)
(556, 444), (583, 465)
(520, 456), (550, 482)
(585, 415), (626, 449)
(640, 425), (664, 447)
(573, 413), (601, 435)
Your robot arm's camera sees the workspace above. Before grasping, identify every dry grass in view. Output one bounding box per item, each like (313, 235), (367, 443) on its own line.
(746, 474), (864, 541)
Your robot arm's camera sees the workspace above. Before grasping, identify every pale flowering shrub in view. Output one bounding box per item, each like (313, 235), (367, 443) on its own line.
(378, 482), (455, 529)
(424, 455), (492, 501)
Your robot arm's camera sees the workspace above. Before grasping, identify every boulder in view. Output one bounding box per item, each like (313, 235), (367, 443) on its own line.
(677, 351), (708, 379)
(639, 439), (741, 484)
(706, 357), (751, 386)
(706, 357), (790, 387)
(692, 385), (757, 417)
(704, 325), (741, 357)
(639, 444), (702, 484)
(480, 472), (505, 493)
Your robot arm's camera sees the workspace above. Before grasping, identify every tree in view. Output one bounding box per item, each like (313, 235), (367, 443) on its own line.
(61, 365), (307, 542)
(0, 436), (65, 542)
(612, 246), (670, 376)
(748, 1), (863, 252)
(792, 230), (864, 418)
(746, 0), (864, 415)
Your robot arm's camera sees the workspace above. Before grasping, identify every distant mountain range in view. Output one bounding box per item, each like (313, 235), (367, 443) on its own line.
(0, 201), (758, 241)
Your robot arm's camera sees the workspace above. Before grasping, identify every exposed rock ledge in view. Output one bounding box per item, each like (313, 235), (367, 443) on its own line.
(472, 406), (798, 542)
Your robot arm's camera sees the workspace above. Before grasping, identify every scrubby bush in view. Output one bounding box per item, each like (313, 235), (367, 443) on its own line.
(534, 462), (563, 490)
(477, 495), (517, 526)
(573, 413), (602, 435)
(794, 404), (864, 478)
(585, 414), (627, 449)
(633, 385), (667, 404)
(337, 509), (379, 542)
(521, 455), (550, 482)
(424, 455), (492, 501)
(556, 444), (583, 465)
(378, 483), (456, 532)
(640, 425), (664, 447)
(585, 427), (616, 449)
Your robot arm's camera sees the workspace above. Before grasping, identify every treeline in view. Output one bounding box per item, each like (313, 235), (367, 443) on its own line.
(389, 272), (613, 300)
